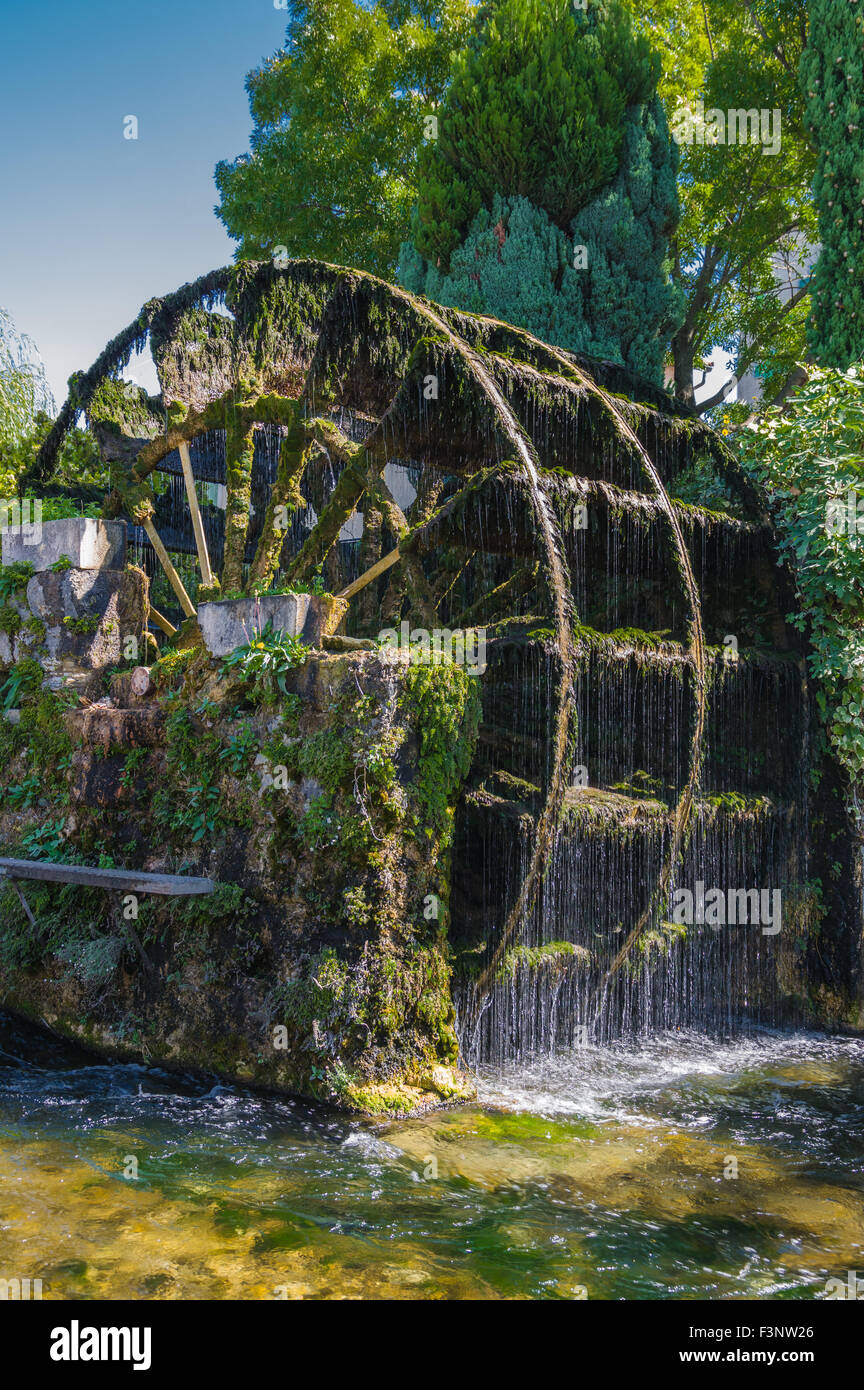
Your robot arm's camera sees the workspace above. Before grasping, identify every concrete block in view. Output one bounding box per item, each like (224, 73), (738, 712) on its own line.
(198, 594), (347, 658)
(1, 517), (127, 571)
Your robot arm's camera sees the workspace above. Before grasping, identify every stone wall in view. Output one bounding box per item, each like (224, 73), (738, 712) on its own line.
(0, 518), (147, 693)
(0, 623), (480, 1115)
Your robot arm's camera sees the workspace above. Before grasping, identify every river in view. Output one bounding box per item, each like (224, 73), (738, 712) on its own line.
(1, 1012), (862, 1300)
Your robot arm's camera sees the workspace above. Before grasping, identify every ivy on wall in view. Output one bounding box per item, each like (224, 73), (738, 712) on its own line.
(734, 365), (864, 786)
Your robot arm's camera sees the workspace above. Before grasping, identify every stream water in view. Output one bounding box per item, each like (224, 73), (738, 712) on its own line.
(1, 1011), (862, 1301)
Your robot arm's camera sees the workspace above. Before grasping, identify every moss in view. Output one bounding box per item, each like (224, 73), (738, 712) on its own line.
(497, 940), (591, 982)
(608, 771), (668, 802)
(222, 406), (256, 592)
(481, 769), (541, 803)
(298, 728), (355, 797)
(62, 614), (101, 636)
(342, 885), (371, 928)
(24, 616), (46, 641)
(638, 918), (689, 960)
(0, 643), (478, 1117)
(276, 948), (352, 1031)
(88, 376), (160, 438)
(696, 792), (776, 822)
(151, 645), (196, 692)
(0, 605), (22, 636)
(0, 561), (34, 603)
(399, 658), (481, 845)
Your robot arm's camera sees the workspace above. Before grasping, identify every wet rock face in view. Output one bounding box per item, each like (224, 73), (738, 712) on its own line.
(0, 650), (480, 1117)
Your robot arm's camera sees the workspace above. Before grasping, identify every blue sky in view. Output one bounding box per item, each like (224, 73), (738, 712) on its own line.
(1, 0), (731, 409)
(0, 0), (287, 406)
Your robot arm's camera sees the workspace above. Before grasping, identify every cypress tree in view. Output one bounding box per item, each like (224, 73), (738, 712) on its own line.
(400, 0), (682, 385)
(800, 0), (864, 367)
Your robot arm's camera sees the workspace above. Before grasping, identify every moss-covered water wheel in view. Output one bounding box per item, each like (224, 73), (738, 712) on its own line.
(33, 261), (858, 1056)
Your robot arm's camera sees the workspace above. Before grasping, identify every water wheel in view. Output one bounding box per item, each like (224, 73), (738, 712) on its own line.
(34, 260), (860, 1059)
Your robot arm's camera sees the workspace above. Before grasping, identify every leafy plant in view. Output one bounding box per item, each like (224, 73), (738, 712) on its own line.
(733, 364), (864, 784)
(220, 621), (308, 703)
(0, 657), (43, 709)
(214, 0), (475, 276)
(0, 561), (34, 604)
(250, 567), (329, 598)
(0, 605), (21, 636)
(20, 818), (67, 861)
(62, 614), (100, 635)
(50, 554), (73, 573)
(3, 774), (42, 808)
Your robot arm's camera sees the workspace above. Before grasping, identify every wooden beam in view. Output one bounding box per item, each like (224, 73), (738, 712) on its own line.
(0, 859), (214, 896)
(140, 517), (197, 618)
(9, 879), (37, 927)
(148, 604), (178, 638)
(337, 545), (401, 601)
(178, 441), (214, 588)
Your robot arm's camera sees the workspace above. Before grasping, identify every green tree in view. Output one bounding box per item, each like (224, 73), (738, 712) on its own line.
(400, 0), (681, 385)
(214, 0), (475, 276)
(622, 0), (816, 411)
(0, 308), (54, 495)
(800, 0), (864, 368)
(734, 363), (864, 781)
(407, 0), (657, 270)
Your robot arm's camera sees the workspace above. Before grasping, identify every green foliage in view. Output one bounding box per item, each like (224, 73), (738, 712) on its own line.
(0, 605), (21, 636)
(400, 657), (480, 842)
(404, 98), (682, 383)
(2, 693), (75, 793)
(62, 614), (101, 636)
(732, 365), (864, 782)
(670, 449), (742, 514)
(0, 657), (43, 709)
(0, 308), (54, 493)
(220, 621), (309, 703)
(215, 0), (475, 276)
(497, 939), (589, 981)
(250, 568), (328, 598)
(800, 0), (864, 368)
(156, 704), (225, 843)
(620, 0), (815, 411)
(51, 554), (73, 573)
(151, 645), (196, 692)
(153, 702), (263, 846)
(402, 2), (680, 383)
(0, 561), (34, 603)
(19, 818), (67, 861)
(409, 0), (657, 271)
(3, 403), (105, 500)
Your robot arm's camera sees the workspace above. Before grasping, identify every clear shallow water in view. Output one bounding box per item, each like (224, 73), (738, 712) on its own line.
(1, 1012), (863, 1300)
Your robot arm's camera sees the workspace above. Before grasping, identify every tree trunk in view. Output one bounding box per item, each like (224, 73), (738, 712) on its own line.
(672, 329), (697, 412)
